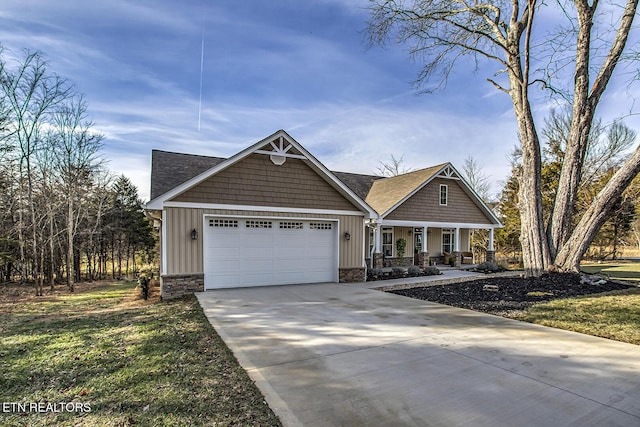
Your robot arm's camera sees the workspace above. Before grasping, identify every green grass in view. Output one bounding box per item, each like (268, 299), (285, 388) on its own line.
(512, 261), (640, 345)
(581, 261), (640, 282)
(0, 282), (281, 427)
(513, 287), (640, 345)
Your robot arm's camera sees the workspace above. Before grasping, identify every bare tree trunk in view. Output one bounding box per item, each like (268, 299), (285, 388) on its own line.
(549, 0), (638, 256)
(506, 3), (552, 276)
(67, 198), (74, 291)
(49, 211), (54, 289)
(555, 144), (640, 270)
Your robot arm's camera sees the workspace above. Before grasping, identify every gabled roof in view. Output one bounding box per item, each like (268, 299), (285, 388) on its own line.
(366, 163), (502, 225)
(146, 130), (378, 217)
(333, 171), (384, 200)
(365, 164), (446, 216)
(150, 150), (225, 201)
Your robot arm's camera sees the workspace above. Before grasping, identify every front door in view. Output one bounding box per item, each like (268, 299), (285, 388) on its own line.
(413, 230), (422, 264)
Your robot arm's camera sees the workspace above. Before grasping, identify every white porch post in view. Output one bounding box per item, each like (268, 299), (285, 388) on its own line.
(422, 227), (428, 252)
(374, 226), (382, 253)
(489, 228), (495, 251)
(454, 227), (460, 252)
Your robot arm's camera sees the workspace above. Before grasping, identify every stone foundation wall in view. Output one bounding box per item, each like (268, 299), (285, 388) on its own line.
(339, 267), (366, 283)
(161, 273), (204, 300)
(382, 256), (414, 268)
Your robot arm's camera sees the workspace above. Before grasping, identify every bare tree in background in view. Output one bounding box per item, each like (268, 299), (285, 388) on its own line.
(0, 49), (71, 294)
(367, 0), (640, 275)
(376, 153), (413, 177)
(462, 156), (491, 202)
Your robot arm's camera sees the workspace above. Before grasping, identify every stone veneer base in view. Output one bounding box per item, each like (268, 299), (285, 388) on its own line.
(161, 273), (204, 300)
(339, 267), (366, 283)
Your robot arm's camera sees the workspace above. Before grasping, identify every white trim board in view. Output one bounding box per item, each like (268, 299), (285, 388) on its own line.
(164, 201), (366, 217)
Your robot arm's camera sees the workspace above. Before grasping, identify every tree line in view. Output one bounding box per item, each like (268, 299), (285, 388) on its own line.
(0, 48), (155, 295)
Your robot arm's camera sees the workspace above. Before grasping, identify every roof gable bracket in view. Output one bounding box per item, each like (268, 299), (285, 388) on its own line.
(255, 136), (307, 164)
(436, 165), (460, 180)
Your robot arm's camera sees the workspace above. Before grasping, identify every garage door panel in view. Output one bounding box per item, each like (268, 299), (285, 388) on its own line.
(205, 217), (337, 289)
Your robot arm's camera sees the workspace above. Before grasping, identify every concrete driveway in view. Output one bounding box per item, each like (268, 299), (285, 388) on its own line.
(197, 283), (640, 427)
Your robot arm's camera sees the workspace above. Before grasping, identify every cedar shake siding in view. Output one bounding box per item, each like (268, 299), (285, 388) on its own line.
(171, 154), (359, 212)
(386, 178), (492, 223)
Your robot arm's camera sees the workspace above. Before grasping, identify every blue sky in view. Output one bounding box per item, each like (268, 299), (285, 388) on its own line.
(5, 1), (635, 202)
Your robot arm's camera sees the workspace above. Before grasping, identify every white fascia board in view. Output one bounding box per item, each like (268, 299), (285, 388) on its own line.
(164, 201), (366, 217)
(381, 219), (501, 229)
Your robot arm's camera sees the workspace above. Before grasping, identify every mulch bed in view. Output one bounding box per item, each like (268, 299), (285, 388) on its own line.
(389, 272), (637, 316)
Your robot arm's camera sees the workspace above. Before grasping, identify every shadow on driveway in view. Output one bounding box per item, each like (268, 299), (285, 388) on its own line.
(197, 283), (640, 427)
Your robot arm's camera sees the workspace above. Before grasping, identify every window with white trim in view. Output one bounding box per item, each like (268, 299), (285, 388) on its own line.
(246, 220), (272, 228)
(382, 227), (393, 257)
(210, 219), (238, 228)
(439, 184), (448, 206)
(442, 228), (455, 254)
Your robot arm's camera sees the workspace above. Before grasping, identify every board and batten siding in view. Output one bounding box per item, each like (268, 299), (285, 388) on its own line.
(386, 178), (494, 224)
(164, 207), (364, 275)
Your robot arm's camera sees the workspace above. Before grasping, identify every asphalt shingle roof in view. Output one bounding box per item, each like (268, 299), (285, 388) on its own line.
(364, 164), (446, 215)
(150, 150), (225, 201)
(149, 151), (450, 219)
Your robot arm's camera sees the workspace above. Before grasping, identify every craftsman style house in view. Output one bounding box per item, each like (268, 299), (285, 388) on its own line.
(146, 130), (501, 298)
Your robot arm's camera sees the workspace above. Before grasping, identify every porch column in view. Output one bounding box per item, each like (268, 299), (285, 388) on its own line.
(453, 227), (462, 267)
(422, 227), (428, 252)
(486, 228), (496, 263)
(373, 226), (383, 269)
(417, 226), (429, 268)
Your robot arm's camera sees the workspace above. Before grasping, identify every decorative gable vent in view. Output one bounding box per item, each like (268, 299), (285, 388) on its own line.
(255, 135), (307, 166)
(436, 165), (460, 180)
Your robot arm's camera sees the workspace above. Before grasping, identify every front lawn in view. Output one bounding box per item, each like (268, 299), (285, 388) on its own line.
(0, 281), (281, 427)
(512, 287), (640, 345)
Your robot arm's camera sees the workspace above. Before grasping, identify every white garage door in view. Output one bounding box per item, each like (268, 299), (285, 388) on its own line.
(204, 217), (338, 289)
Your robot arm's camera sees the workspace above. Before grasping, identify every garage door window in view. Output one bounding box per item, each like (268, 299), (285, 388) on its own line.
(246, 220), (272, 228)
(310, 222), (332, 230)
(280, 221), (303, 229)
(210, 219), (238, 228)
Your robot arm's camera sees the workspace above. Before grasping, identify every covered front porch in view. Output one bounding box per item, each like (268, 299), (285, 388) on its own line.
(365, 221), (497, 269)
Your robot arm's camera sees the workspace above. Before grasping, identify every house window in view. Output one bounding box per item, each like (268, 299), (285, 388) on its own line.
(440, 184), (448, 206)
(382, 227), (394, 257)
(442, 229), (455, 254)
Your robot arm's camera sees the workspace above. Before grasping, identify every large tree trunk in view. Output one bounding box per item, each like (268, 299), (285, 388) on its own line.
(549, 0), (638, 257)
(507, 3), (552, 276)
(554, 144), (640, 270)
